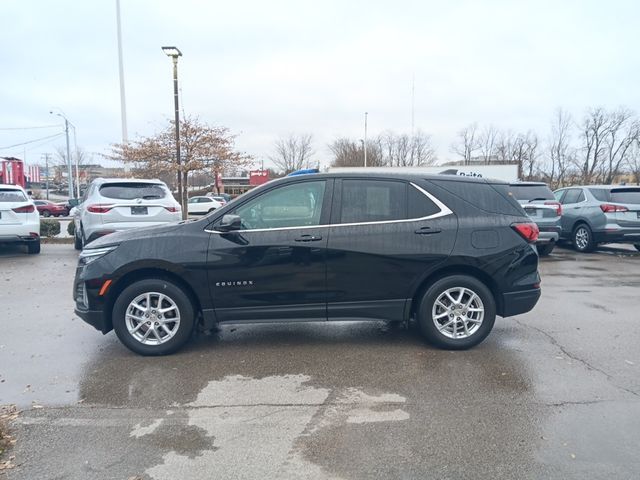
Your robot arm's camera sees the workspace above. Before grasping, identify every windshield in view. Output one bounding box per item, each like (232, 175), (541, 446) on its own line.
(99, 183), (167, 200)
(508, 185), (554, 201)
(0, 188), (27, 202)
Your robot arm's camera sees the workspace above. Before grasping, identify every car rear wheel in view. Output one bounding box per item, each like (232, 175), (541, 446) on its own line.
(417, 275), (496, 350)
(42, 210), (51, 217)
(112, 279), (195, 356)
(74, 227), (83, 250)
(536, 243), (555, 256)
(27, 240), (41, 254)
(572, 224), (595, 253)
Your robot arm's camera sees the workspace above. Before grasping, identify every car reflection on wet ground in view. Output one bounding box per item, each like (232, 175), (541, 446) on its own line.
(0, 243), (639, 479)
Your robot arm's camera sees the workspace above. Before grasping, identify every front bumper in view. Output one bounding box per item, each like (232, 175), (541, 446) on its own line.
(75, 306), (110, 334)
(501, 288), (541, 317)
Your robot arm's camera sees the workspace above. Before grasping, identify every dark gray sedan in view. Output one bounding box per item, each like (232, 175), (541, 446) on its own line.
(554, 185), (640, 252)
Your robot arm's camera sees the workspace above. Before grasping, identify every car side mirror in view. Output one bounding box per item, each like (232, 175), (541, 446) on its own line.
(216, 214), (242, 232)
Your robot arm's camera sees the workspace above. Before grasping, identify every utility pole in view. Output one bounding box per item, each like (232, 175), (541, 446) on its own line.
(411, 74), (415, 136)
(41, 153), (51, 200)
(116, 0), (128, 146)
(364, 112), (368, 168)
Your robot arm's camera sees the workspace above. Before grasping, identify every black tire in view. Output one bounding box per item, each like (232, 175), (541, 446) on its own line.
(536, 243), (555, 256)
(634, 244), (640, 252)
(572, 223), (595, 253)
(27, 240), (41, 254)
(417, 275), (496, 350)
(112, 278), (195, 356)
(207, 208), (216, 214)
(42, 210), (51, 217)
(74, 227), (83, 250)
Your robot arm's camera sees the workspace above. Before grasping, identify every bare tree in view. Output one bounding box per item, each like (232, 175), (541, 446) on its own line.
(451, 123), (480, 164)
(626, 139), (640, 185)
(601, 108), (638, 184)
(545, 108), (574, 188)
(270, 134), (315, 174)
(577, 107), (611, 184)
(109, 115), (252, 218)
(479, 125), (499, 164)
(378, 130), (437, 167)
(329, 138), (384, 167)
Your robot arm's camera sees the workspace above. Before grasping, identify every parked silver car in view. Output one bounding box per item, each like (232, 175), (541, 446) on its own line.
(508, 182), (562, 256)
(73, 178), (181, 250)
(554, 185), (640, 252)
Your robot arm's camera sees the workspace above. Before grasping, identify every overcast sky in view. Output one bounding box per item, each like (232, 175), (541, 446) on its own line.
(2, 0), (639, 170)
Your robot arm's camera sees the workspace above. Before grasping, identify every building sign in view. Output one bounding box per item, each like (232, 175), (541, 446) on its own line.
(249, 170), (270, 186)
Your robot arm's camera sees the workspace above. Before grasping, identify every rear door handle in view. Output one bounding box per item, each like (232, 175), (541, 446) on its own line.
(295, 234), (323, 242)
(415, 226), (442, 235)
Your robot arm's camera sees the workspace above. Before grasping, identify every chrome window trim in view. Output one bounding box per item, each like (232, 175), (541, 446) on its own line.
(205, 182), (453, 234)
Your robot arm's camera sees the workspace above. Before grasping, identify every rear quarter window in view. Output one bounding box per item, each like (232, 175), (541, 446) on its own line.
(99, 183), (167, 200)
(430, 179), (524, 216)
(589, 189), (610, 202)
(610, 189), (640, 204)
(507, 185), (554, 201)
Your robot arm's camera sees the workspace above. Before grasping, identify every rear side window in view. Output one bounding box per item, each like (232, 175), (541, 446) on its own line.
(408, 185), (440, 218)
(99, 183), (167, 200)
(589, 189), (610, 202)
(508, 185), (554, 201)
(340, 180), (406, 223)
(0, 188), (26, 202)
(610, 188), (640, 204)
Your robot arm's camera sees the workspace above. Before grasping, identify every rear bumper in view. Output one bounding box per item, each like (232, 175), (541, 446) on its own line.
(501, 288), (541, 317)
(0, 233), (39, 244)
(536, 228), (560, 245)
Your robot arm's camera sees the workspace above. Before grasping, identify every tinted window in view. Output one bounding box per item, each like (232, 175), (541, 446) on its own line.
(611, 188), (640, 204)
(508, 184), (554, 201)
(553, 190), (565, 202)
(340, 180), (406, 223)
(0, 189), (27, 202)
(589, 189), (610, 202)
(99, 183), (167, 200)
(561, 189), (582, 204)
(235, 180), (325, 230)
(408, 185), (440, 218)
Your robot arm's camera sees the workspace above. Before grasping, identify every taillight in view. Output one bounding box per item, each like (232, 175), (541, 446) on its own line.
(544, 201), (562, 216)
(164, 206), (180, 212)
(511, 222), (539, 243)
(600, 204), (628, 213)
(12, 204), (35, 213)
(87, 204), (114, 213)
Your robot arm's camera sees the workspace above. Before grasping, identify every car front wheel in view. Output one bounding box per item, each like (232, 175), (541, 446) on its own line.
(417, 275), (496, 350)
(112, 278), (195, 356)
(572, 224), (595, 253)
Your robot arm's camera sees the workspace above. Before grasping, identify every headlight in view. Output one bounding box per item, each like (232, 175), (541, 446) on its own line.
(78, 245), (119, 266)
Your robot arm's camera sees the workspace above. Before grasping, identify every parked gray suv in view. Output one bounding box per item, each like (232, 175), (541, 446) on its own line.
(508, 182), (561, 256)
(554, 185), (640, 252)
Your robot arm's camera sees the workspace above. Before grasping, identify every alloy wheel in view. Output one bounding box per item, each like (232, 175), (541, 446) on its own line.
(125, 292), (181, 345)
(431, 287), (484, 339)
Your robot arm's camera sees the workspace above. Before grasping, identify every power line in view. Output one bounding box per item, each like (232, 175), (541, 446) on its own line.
(0, 124), (60, 131)
(0, 133), (65, 150)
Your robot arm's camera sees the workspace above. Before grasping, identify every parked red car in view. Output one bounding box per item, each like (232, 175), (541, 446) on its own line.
(33, 200), (69, 217)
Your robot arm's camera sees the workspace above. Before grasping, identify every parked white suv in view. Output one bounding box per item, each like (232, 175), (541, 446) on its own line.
(73, 178), (181, 250)
(0, 184), (40, 254)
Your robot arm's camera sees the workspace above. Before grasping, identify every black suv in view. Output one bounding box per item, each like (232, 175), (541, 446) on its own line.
(74, 173), (541, 355)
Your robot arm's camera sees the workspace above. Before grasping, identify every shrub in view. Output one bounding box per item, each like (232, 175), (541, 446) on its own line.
(67, 221), (75, 236)
(40, 219), (61, 237)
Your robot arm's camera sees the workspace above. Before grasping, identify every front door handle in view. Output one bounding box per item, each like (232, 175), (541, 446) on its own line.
(415, 226), (442, 235)
(295, 234), (323, 242)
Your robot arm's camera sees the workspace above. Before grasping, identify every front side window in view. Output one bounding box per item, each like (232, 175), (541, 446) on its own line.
(234, 180), (325, 230)
(340, 180), (406, 223)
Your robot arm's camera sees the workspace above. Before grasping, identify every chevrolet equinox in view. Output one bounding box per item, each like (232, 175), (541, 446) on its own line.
(73, 172), (541, 355)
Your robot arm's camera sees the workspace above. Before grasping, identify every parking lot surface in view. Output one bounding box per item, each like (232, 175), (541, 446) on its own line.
(1, 243), (639, 479)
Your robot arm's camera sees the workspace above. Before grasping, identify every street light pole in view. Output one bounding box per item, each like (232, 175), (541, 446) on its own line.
(364, 112), (368, 167)
(162, 46), (185, 219)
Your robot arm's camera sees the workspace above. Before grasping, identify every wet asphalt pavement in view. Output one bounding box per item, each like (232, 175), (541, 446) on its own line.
(1, 243), (639, 479)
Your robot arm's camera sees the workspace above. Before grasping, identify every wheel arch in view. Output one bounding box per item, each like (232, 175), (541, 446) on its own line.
(102, 267), (203, 333)
(408, 265), (503, 319)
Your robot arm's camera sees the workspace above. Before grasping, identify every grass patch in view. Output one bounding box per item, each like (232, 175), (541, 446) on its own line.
(0, 405), (18, 471)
